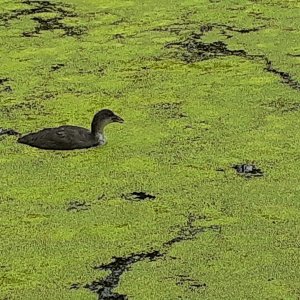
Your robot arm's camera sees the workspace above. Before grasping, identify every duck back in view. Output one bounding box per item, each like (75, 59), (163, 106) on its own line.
(18, 126), (98, 150)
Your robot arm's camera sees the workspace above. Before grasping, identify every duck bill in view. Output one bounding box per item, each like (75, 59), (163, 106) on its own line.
(113, 115), (124, 123)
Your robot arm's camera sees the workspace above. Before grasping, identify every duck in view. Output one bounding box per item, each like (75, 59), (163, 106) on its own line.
(17, 109), (124, 150)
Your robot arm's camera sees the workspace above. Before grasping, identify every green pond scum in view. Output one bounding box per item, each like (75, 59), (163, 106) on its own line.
(0, 0), (300, 299)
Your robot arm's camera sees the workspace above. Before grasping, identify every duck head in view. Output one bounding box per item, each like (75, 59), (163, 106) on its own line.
(98, 109), (124, 123)
(91, 109), (124, 136)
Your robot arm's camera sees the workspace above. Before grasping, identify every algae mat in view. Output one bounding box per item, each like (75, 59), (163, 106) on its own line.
(0, 0), (300, 299)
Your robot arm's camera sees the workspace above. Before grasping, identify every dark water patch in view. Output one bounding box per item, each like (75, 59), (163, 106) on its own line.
(98, 67), (106, 76)
(84, 250), (164, 299)
(0, 78), (13, 93)
(166, 38), (248, 63)
(70, 283), (80, 290)
(287, 53), (300, 57)
(211, 23), (265, 39)
(226, 26), (263, 33)
(0, 78), (9, 85)
(122, 192), (156, 201)
(97, 194), (106, 201)
(165, 24), (300, 91)
(111, 17), (126, 26)
(40, 91), (57, 100)
(264, 59), (300, 91)
(78, 68), (94, 74)
(50, 63), (64, 71)
(66, 200), (91, 212)
(23, 16), (86, 37)
(0, 0), (86, 37)
(163, 213), (221, 247)
(0, 128), (20, 136)
(22, 0), (76, 17)
(82, 213), (220, 299)
(248, 12), (273, 22)
(113, 33), (125, 40)
(175, 274), (207, 291)
(3, 86), (13, 92)
(213, 23), (266, 34)
(232, 163), (263, 178)
(199, 24), (213, 34)
(264, 98), (300, 113)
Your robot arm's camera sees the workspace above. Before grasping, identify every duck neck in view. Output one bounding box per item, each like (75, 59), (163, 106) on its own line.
(91, 121), (107, 145)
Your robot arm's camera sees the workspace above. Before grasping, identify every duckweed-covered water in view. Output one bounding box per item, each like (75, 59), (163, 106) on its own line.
(0, 0), (300, 299)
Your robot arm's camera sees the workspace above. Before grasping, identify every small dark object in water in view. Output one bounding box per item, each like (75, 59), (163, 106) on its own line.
(70, 283), (80, 290)
(122, 192), (156, 201)
(232, 164), (263, 177)
(51, 63), (64, 71)
(0, 128), (21, 136)
(17, 109), (124, 150)
(67, 200), (91, 212)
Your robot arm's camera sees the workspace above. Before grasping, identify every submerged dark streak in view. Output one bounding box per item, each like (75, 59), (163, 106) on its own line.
(0, 0), (86, 37)
(122, 191), (156, 201)
(165, 24), (300, 91)
(82, 214), (221, 299)
(84, 250), (164, 300)
(0, 128), (20, 136)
